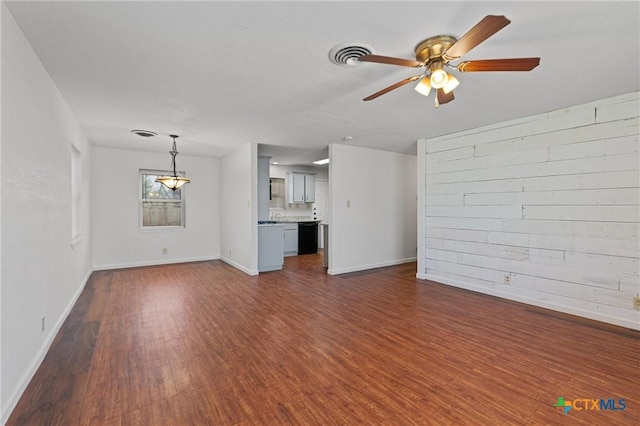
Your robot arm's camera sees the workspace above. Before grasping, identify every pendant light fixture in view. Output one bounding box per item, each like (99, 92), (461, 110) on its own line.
(155, 134), (191, 191)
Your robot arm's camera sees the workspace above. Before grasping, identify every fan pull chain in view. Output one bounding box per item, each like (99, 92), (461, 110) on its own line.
(434, 94), (439, 109)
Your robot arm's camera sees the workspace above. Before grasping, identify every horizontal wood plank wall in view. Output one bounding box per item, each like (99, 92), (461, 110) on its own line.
(420, 92), (640, 329)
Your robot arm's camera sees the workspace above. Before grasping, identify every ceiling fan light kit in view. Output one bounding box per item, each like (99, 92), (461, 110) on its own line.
(357, 15), (540, 107)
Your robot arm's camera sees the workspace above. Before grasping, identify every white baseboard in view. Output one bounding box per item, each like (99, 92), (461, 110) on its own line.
(2, 267), (93, 425)
(220, 256), (259, 276)
(418, 273), (640, 331)
(328, 257), (417, 276)
(93, 255), (220, 271)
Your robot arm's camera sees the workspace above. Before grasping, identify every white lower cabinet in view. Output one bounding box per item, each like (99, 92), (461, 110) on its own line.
(283, 223), (298, 256)
(258, 224), (284, 272)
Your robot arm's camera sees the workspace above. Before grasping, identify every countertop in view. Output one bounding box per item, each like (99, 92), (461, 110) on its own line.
(258, 220), (325, 227)
(259, 219), (321, 224)
(257, 222), (285, 227)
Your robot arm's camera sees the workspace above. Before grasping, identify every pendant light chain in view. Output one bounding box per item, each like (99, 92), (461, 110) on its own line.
(170, 136), (179, 177)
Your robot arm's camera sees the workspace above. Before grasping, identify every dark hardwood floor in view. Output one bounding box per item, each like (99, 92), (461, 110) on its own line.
(7, 254), (639, 425)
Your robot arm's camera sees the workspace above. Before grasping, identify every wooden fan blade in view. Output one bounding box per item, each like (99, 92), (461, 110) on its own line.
(436, 89), (455, 105)
(457, 58), (540, 72)
(363, 75), (422, 101)
(358, 54), (423, 68)
(444, 15), (511, 61)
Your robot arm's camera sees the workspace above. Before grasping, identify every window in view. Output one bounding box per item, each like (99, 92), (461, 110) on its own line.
(140, 170), (186, 228)
(71, 144), (82, 243)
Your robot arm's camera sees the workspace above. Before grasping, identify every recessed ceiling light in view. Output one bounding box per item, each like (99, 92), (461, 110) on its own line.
(130, 129), (157, 138)
(313, 158), (330, 165)
(272, 161), (279, 165)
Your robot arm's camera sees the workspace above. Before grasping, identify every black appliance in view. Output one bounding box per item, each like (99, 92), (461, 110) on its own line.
(298, 221), (318, 255)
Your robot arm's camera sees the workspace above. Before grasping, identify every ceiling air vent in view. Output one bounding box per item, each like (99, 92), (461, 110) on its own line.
(329, 42), (375, 66)
(130, 129), (157, 138)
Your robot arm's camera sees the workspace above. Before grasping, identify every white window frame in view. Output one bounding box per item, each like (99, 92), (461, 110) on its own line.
(139, 169), (187, 231)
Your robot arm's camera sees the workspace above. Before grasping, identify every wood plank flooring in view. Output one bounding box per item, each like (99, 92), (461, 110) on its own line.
(7, 254), (639, 425)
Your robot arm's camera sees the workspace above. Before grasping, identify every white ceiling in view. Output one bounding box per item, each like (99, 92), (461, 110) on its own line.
(5, 1), (639, 165)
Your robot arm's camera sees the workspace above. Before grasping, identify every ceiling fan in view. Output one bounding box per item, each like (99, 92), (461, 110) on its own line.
(359, 15), (540, 107)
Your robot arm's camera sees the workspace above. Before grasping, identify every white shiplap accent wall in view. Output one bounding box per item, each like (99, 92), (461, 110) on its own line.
(418, 92), (640, 330)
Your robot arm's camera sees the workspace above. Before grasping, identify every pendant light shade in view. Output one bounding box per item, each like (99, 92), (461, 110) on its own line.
(155, 175), (190, 190)
(442, 74), (460, 94)
(429, 62), (449, 89)
(414, 76), (432, 96)
(156, 135), (191, 191)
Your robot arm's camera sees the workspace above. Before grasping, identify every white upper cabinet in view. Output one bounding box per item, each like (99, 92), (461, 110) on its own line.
(292, 172), (305, 203)
(304, 174), (315, 203)
(287, 172), (315, 204)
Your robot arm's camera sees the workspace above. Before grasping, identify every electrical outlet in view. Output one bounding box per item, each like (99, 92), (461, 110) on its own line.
(41, 316), (46, 332)
(504, 273), (511, 284)
(346, 200), (351, 208)
(162, 248), (167, 255)
(228, 249), (232, 256)
(634, 296), (640, 311)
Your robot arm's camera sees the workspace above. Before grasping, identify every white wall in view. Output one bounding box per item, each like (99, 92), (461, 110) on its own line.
(220, 143), (258, 275)
(91, 146), (220, 269)
(1, 2), (93, 421)
(257, 156), (270, 221)
(269, 164), (328, 181)
(329, 144), (417, 275)
(419, 92), (640, 330)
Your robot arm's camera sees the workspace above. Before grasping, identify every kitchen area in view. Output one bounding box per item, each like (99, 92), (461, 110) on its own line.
(257, 154), (329, 273)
